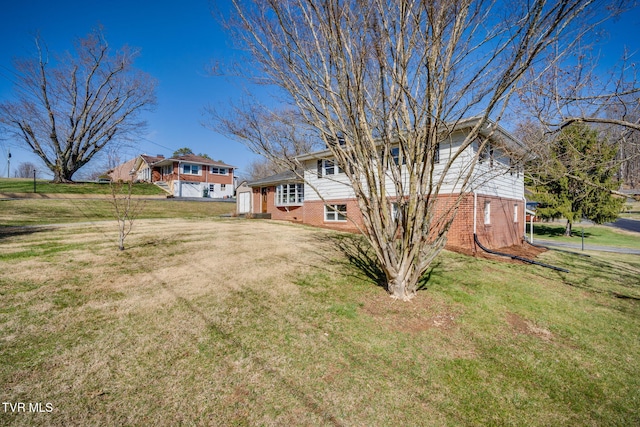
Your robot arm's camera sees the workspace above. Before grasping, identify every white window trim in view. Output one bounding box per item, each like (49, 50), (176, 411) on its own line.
(484, 201), (491, 225)
(325, 204), (347, 222)
(322, 159), (343, 176)
(275, 183), (304, 206)
(182, 163), (201, 176)
(210, 167), (228, 175)
(514, 204), (519, 223)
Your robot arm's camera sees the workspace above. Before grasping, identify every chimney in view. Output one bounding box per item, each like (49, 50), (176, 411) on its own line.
(157, 154), (165, 159)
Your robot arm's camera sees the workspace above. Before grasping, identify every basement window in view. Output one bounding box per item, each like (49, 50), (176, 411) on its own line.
(325, 204), (347, 222)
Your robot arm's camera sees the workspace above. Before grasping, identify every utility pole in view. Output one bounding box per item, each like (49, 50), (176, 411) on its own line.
(6, 149), (10, 178)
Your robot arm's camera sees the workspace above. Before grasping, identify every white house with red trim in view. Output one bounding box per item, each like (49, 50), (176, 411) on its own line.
(240, 117), (526, 251)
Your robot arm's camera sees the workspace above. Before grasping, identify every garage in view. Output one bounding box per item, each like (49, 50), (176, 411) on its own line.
(178, 182), (203, 198)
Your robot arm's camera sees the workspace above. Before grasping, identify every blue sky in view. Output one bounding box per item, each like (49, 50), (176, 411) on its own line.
(0, 0), (261, 178)
(0, 1), (639, 179)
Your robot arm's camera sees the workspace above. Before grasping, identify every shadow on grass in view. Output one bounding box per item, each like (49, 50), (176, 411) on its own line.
(321, 233), (435, 292)
(157, 281), (343, 426)
(0, 225), (54, 242)
(534, 224), (594, 239)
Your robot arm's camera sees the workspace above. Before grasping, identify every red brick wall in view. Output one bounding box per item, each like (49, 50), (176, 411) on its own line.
(254, 190), (524, 251)
(474, 194), (524, 249)
(302, 199), (363, 232)
(160, 164), (234, 184)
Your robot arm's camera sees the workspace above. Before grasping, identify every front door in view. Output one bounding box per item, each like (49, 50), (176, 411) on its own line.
(261, 187), (268, 213)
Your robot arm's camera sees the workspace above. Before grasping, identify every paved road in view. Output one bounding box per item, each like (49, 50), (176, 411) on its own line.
(533, 239), (640, 255)
(607, 218), (640, 233)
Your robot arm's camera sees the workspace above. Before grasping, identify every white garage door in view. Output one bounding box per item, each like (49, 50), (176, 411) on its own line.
(238, 192), (251, 213)
(180, 182), (202, 198)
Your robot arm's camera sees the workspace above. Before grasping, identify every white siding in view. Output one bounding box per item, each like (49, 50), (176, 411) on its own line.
(303, 132), (501, 201)
(470, 144), (524, 200)
(303, 162), (355, 201)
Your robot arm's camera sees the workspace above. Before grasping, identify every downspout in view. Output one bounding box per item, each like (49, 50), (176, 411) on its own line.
(205, 164), (209, 198)
(473, 191), (477, 235)
(177, 161), (181, 197)
(523, 196), (529, 243)
(474, 234), (570, 273)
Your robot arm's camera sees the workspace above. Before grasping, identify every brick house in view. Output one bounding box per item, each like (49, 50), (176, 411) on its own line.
(241, 117), (526, 251)
(130, 154), (236, 198)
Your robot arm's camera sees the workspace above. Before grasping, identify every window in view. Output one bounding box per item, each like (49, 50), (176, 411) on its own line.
(478, 141), (493, 167)
(318, 159), (344, 177)
(182, 163), (200, 175)
(161, 165), (172, 176)
(275, 183), (304, 206)
(390, 147), (406, 165)
(325, 204), (347, 221)
(221, 184), (226, 190)
(484, 201), (491, 225)
(514, 204), (519, 223)
(390, 202), (402, 222)
(209, 184), (215, 192)
(210, 167), (228, 175)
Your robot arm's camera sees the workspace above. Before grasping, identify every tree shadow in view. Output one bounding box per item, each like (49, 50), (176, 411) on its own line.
(322, 233), (437, 292)
(534, 224), (594, 238)
(0, 225), (54, 242)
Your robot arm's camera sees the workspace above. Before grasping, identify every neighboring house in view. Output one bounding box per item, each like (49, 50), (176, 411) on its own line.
(241, 117), (527, 251)
(133, 154), (166, 183)
(129, 154), (236, 198)
(106, 157), (138, 182)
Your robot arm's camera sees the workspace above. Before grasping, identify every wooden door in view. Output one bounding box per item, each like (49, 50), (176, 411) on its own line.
(261, 187), (268, 213)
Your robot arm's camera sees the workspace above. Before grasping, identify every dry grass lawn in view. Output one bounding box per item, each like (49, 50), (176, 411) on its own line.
(1, 218), (639, 426)
(1, 219), (352, 425)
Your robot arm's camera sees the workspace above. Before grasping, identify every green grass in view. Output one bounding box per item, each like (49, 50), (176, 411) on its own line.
(0, 220), (638, 426)
(0, 178), (166, 195)
(621, 200), (640, 220)
(530, 222), (640, 250)
(0, 198), (235, 226)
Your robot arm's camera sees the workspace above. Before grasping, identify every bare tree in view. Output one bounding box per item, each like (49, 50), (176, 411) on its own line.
(209, 102), (321, 169)
(222, 0), (632, 300)
(16, 161), (37, 178)
(514, 44), (640, 189)
(108, 180), (145, 251)
(0, 28), (156, 183)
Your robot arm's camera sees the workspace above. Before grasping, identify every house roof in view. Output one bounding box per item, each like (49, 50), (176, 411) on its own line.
(140, 154), (166, 164)
(246, 170), (301, 187)
(295, 116), (525, 161)
(152, 154), (236, 169)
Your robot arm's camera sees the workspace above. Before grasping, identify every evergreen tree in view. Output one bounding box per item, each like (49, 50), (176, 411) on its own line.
(531, 123), (625, 236)
(172, 147), (194, 157)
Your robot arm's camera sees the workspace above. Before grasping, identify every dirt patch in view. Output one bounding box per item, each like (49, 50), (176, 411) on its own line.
(361, 292), (458, 334)
(506, 312), (553, 340)
(449, 242), (547, 264)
